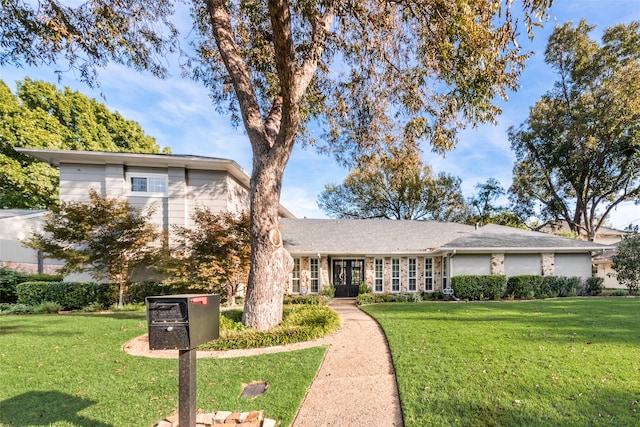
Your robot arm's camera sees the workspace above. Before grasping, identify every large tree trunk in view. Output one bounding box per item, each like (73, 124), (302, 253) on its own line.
(242, 156), (293, 330)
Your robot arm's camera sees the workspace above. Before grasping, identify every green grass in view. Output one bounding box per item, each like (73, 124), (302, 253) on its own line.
(362, 298), (640, 427)
(0, 312), (326, 427)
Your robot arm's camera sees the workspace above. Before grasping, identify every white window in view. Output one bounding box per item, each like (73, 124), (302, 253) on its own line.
(291, 258), (301, 293)
(442, 256), (449, 289)
(310, 258), (319, 293)
(127, 173), (167, 195)
(374, 258), (384, 293)
(408, 258), (417, 292)
(391, 258), (400, 292)
(424, 258), (434, 292)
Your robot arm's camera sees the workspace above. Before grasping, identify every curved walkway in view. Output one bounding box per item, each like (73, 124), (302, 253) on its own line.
(292, 299), (403, 426)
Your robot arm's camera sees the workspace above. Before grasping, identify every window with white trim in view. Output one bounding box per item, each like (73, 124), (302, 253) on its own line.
(127, 173), (168, 195)
(374, 258), (384, 293)
(310, 258), (319, 293)
(391, 258), (400, 292)
(424, 258), (434, 291)
(291, 258), (301, 293)
(408, 258), (417, 292)
(442, 256), (449, 289)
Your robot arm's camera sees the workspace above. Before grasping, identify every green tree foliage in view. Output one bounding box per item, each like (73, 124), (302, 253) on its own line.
(0, 78), (166, 209)
(0, 0), (551, 329)
(24, 189), (160, 306)
(612, 231), (640, 294)
(509, 20), (640, 241)
(164, 209), (251, 305)
(318, 145), (468, 221)
(467, 178), (527, 228)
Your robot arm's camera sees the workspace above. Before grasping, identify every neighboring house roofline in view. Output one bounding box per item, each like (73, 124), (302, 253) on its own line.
(16, 148), (296, 219)
(0, 209), (49, 221)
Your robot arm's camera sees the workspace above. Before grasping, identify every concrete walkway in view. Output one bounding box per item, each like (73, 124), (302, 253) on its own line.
(292, 299), (404, 426)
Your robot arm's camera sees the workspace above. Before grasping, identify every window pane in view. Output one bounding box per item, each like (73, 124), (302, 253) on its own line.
(391, 258), (400, 292)
(131, 177), (147, 192)
(408, 258), (417, 292)
(291, 258), (301, 293)
(374, 259), (384, 293)
(310, 258), (319, 293)
(424, 258), (433, 291)
(148, 177), (167, 193)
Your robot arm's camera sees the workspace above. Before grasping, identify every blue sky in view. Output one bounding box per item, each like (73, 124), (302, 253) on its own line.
(2, 0), (640, 228)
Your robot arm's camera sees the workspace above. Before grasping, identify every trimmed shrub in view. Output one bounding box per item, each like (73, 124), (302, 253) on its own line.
(506, 275), (543, 299)
(16, 281), (116, 310)
(452, 275), (506, 300)
(541, 276), (581, 297)
(359, 283), (371, 295)
(0, 268), (62, 303)
(583, 277), (604, 296)
(202, 304), (340, 350)
(283, 294), (331, 305)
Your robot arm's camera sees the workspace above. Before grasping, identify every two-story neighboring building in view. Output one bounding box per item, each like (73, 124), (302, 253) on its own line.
(17, 148), (295, 248)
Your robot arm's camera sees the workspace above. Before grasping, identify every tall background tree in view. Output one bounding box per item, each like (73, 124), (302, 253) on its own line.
(467, 178), (526, 227)
(509, 20), (640, 241)
(25, 189), (160, 307)
(0, 78), (167, 209)
(1, 0), (551, 329)
(318, 143), (468, 221)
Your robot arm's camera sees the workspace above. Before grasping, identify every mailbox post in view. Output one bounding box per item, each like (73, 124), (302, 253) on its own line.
(146, 294), (220, 427)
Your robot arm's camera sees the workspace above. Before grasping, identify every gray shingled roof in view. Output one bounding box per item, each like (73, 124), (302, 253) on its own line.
(280, 220), (610, 255)
(442, 224), (609, 252)
(280, 219), (475, 255)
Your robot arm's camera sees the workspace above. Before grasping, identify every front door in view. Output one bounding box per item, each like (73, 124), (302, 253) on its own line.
(333, 259), (364, 298)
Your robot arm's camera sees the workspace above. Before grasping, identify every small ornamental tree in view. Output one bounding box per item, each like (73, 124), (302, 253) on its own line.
(165, 209), (251, 304)
(25, 189), (160, 306)
(612, 232), (640, 294)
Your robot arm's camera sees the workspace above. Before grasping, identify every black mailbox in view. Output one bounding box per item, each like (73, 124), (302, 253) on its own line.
(146, 294), (220, 350)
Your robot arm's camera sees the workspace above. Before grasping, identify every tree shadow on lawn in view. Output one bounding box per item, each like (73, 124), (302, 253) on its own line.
(0, 391), (113, 427)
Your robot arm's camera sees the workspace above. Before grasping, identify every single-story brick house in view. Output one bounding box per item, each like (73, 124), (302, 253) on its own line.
(280, 219), (610, 297)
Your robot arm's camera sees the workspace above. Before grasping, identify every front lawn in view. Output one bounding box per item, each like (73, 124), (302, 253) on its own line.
(0, 311), (326, 427)
(362, 298), (640, 427)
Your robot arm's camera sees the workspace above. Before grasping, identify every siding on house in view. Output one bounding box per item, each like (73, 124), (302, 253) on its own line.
(0, 210), (63, 273)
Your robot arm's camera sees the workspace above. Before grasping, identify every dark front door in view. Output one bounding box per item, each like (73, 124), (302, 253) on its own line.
(333, 259), (364, 298)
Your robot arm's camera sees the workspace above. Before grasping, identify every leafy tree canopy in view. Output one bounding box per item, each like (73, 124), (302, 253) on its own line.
(509, 20), (640, 241)
(0, 78), (168, 209)
(318, 143), (468, 221)
(163, 209), (251, 304)
(467, 178), (527, 228)
(24, 189), (160, 306)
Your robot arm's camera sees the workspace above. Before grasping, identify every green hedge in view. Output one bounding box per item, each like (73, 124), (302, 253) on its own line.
(202, 304), (341, 350)
(127, 281), (199, 304)
(583, 277), (604, 296)
(505, 275), (543, 299)
(451, 275), (507, 300)
(16, 281), (116, 310)
(506, 275), (582, 299)
(0, 268), (62, 303)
